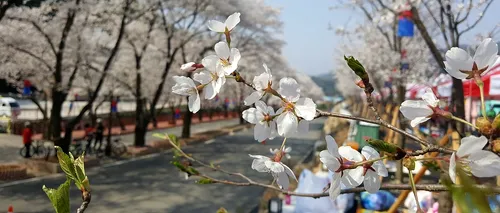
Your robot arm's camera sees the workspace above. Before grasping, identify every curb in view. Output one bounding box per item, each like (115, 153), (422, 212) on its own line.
(0, 123), (251, 188)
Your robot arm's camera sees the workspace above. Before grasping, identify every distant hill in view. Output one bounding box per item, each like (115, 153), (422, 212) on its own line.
(310, 73), (339, 97)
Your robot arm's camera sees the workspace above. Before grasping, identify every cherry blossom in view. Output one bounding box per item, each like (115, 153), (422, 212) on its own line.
(171, 76), (200, 113)
(244, 63), (273, 105)
(449, 135), (500, 184)
(270, 146), (292, 159)
(249, 154), (297, 190)
(275, 78), (317, 137)
(193, 57), (226, 99)
(400, 88), (440, 127)
(242, 101), (278, 142)
(181, 62), (196, 71)
(207, 12), (241, 33)
(360, 146), (388, 193)
(444, 38), (499, 79)
(205, 41), (241, 75)
(319, 136), (364, 200)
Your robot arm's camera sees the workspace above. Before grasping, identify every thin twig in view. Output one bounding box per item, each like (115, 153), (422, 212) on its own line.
(76, 190), (91, 213)
(317, 110), (429, 147)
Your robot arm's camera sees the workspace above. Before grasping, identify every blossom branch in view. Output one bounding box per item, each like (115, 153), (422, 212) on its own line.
(316, 110), (452, 155)
(194, 172), (500, 198)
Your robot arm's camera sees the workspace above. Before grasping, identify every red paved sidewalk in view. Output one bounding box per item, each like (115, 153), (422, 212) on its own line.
(33, 113), (239, 140)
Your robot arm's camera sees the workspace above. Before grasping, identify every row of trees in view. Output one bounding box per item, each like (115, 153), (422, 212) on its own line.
(0, 0), (324, 152)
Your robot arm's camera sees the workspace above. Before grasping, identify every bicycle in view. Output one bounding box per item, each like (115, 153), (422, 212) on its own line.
(19, 140), (46, 158)
(97, 136), (127, 158)
(69, 139), (85, 157)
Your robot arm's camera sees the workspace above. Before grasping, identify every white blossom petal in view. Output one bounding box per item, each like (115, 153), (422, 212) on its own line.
(276, 171), (290, 190)
(265, 161), (284, 173)
(400, 100), (434, 120)
(203, 82), (216, 99)
(276, 111), (298, 137)
(410, 117), (431, 127)
(180, 62), (195, 71)
(325, 135), (340, 157)
(173, 76), (196, 88)
(444, 61), (469, 79)
(473, 38), (499, 70)
(188, 93), (200, 113)
(225, 12), (241, 31)
(201, 55), (219, 72)
(342, 167), (364, 188)
(294, 98), (317, 121)
(253, 72), (271, 91)
(207, 20), (225, 32)
(361, 146), (380, 160)
(254, 123), (271, 142)
(230, 48), (241, 65)
(373, 161), (388, 177)
(244, 91), (263, 106)
(329, 173), (342, 201)
(320, 150), (340, 172)
(445, 47), (474, 79)
(283, 163), (297, 182)
(242, 108), (258, 124)
(449, 152), (457, 184)
(364, 170), (381, 193)
(469, 150), (500, 177)
(421, 88), (439, 107)
(193, 71), (212, 84)
(278, 78), (301, 102)
(457, 135), (488, 157)
(215, 42), (230, 59)
(255, 101), (267, 113)
(284, 147), (292, 153)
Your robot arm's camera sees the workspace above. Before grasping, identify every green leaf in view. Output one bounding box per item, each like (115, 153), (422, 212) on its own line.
(42, 178), (71, 213)
(81, 177), (91, 192)
(55, 146), (77, 181)
(168, 134), (178, 145)
(216, 207), (228, 213)
(152, 133), (167, 140)
(344, 55), (368, 80)
(171, 161), (189, 173)
(74, 154), (86, 182)
(197, 178), (214, 184)
(366, 138), (406, 160)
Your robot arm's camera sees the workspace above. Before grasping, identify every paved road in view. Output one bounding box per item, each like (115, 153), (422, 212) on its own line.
(0, 118), (325, 213)
(118, 118), (240, 146)
(0, 119), (239, 164)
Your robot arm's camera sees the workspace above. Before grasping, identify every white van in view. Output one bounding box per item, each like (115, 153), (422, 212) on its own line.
(0, 97), (21, 119)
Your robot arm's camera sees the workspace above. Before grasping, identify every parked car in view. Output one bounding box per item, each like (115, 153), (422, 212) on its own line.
(0, 97), (21, 119)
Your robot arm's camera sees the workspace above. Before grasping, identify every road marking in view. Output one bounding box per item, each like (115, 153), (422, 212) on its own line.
(204, 139), (215, 144)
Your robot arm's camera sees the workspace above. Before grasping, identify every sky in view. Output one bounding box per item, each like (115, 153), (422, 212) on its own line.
(266, 0), (500, 76)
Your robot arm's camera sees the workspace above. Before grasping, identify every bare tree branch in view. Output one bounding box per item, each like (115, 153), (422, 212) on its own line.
(459, 0), (494, 36)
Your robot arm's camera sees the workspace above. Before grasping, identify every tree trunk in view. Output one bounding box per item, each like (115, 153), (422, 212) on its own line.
(182, 101), (192, 138)
(438, 172), (453, 213)
(239, 105), (245, 124)
(50, 91), (65, 141)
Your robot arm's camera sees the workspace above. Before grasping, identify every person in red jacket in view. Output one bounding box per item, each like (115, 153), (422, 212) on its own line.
(22, 122), (33, 158)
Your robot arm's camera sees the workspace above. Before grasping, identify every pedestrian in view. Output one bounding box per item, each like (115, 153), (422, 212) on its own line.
(22, 121), (33, 158)
(84, 123), (95, 153)
(93, 119), (104, 151)
(175, 108), (181, 120)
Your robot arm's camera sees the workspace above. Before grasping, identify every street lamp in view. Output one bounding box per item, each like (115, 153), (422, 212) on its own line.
(268, 197), (282, 213)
